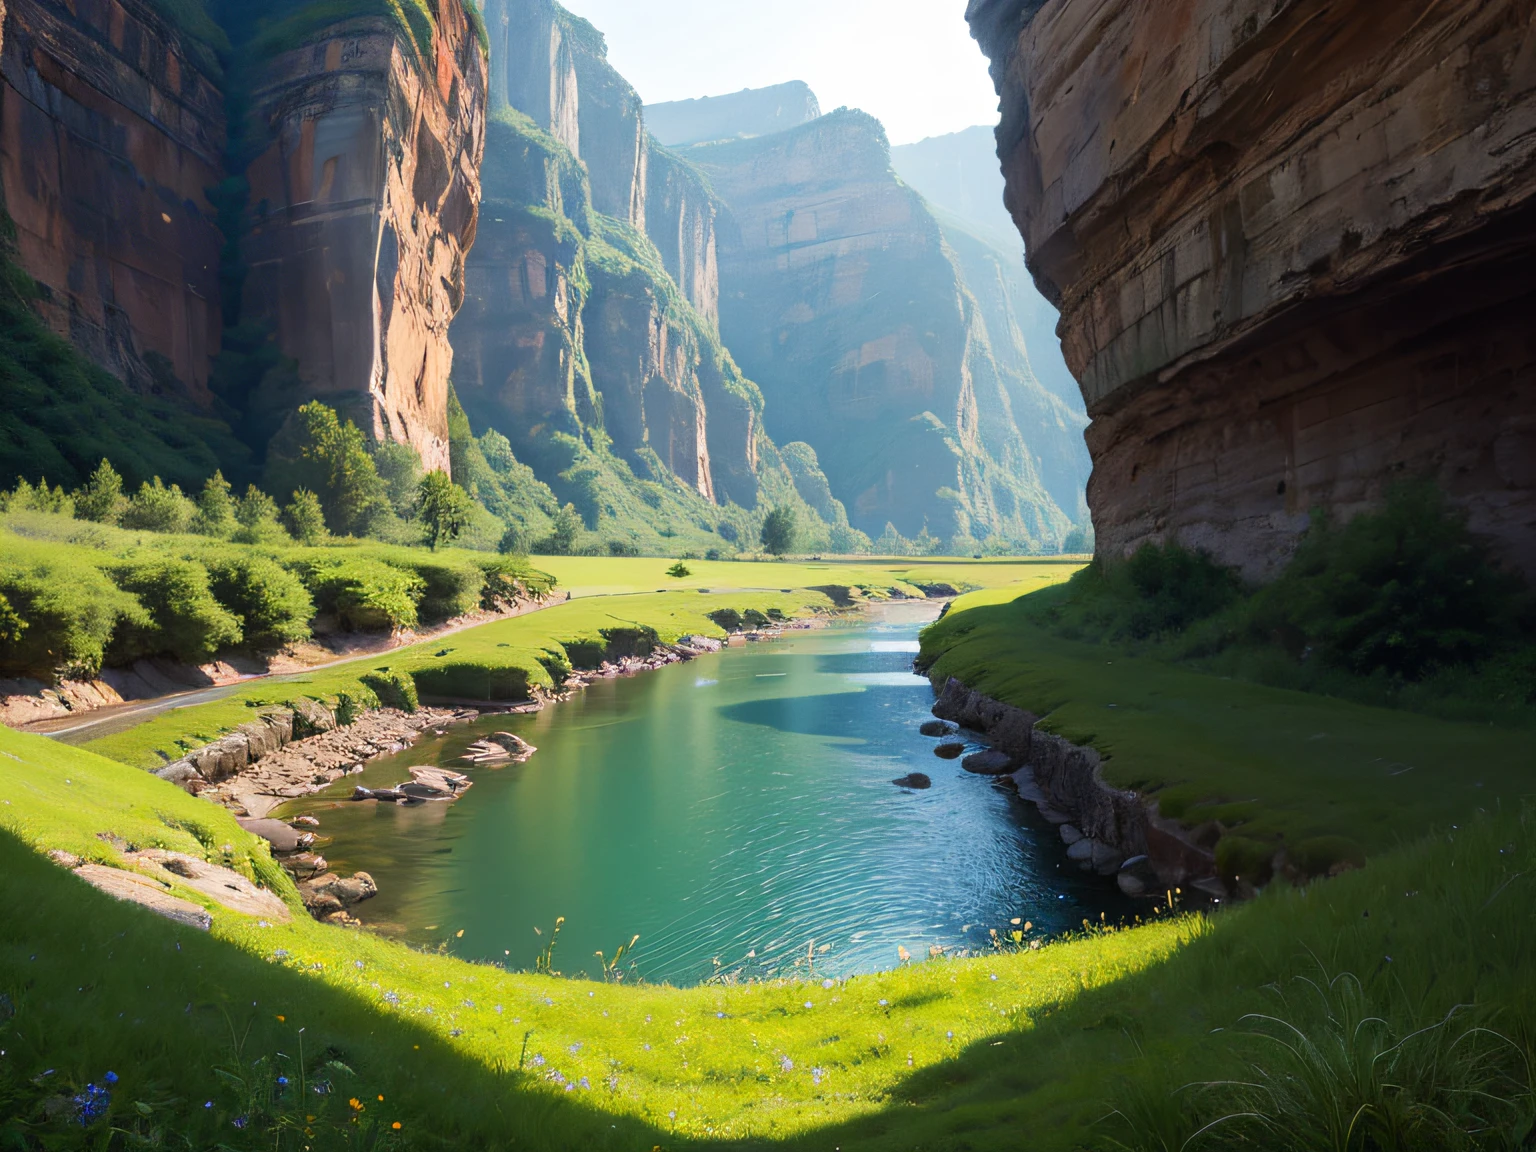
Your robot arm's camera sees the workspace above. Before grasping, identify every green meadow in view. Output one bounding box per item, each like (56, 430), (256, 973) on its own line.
(2, 558), (1533, 1149)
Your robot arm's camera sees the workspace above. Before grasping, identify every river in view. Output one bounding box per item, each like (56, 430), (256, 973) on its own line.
(280, 602), (1124, 985)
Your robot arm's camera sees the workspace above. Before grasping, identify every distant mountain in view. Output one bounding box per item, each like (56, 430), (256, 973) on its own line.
(646, 82), (822, 147)
(890, 126), (1083, 413)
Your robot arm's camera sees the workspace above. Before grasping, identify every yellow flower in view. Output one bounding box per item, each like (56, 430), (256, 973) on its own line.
(392, 1122), (402, 1131)
(276, 1015), (286, 1023)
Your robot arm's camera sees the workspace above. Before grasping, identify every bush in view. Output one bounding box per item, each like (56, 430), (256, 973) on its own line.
(283, 489), (329, 545)
(334, 686), (380, 725)
(1246, 482), (1525, 680)
(360, 669), (418, 712)
(1046, 543), (1243, 642)
(377, 551), (485, 622)
(105, 557), (243, 664)
(191, 471), (236, 537)
(121, 478), (197, 534)
(285, 555), (425, 632)
(410, 661), (533, 703)
(0, 540), (142, 679)
(475, 555), (534, 611)
(232, 486), (289, 546)
(203, 552), (314, 649)
(72, 459), (125, 524)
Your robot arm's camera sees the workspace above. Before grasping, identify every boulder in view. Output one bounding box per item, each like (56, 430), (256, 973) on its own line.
(75, 865), (212, 931)
(290, 697), (338, 737)
(125, 850), (291, 922)
(1117, 855), (1160, 898)
(891, 772), (932, 789)
(237, 818), (303, 854)
(961, 749), (1016, 775)
(283, 853), (329, 881)
(1066, 838), (1095, 863)
(933, 741), (966, 760)
(1091, 840), (1124, 875)
(919, 720), (957, 737)
(1059, 824), (1083, 845)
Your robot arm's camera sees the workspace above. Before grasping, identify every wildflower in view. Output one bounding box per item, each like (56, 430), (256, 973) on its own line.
(204, 1101), (213, 1109)
(392, 1122), (402, 1130)
(812, 1067), (824, 1086)
(72, 1083), (111, 1126)
(233, 1117), (248, 1130)
(668, 1110), (677, 1121)
(276, 1015), (286, 1023)
(103, 1072), (118, 1085)
(463, 1000), (475, 1009)
(803, 1001), (813, 1009)
(779, 1055), (793, 1072)
(277, 1077), (289, 1087)
(568, 1042), (582, 1054)
(530, 1054), (546, 1068)
(273, 949), (290, 960)
(383, 991), (400, 1005)
(348, 1098), (364, 1113)
(450, 1029), (463, 1038)
(377, 1096), (385, 1102)
(946, 1030), (954, 1040)
(354, 960), (364, 970)
(990, 974), (998, 981)
(821, 978), (834, 990)
(878, 999), (888, 1007)
(579, 1077), (591, 1090)
(495, 1005), (504, 1014)
(643, 1043), (652, 1051)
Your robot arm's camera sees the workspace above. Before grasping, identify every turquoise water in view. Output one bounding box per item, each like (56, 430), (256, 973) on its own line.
(284, 603), (1122, 985)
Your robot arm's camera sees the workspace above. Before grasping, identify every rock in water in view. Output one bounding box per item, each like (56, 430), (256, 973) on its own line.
(933, 742), (966, 760)
(892, 772), (932, 790)
(961, 750), (1016, 775)
(237, 818), (302, 855)
(919, 720), (957, 737)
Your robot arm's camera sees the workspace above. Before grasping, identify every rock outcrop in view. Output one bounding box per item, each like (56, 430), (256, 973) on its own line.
(240, 5), (488, 475)
(0, 0), (225, 400)
(645, 80), (821, 147)
(969, 0), (1536, 578)
(684, 109), (1075, 546)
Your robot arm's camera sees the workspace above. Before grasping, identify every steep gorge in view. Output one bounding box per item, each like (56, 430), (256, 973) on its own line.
(969, 0), (1536, 577)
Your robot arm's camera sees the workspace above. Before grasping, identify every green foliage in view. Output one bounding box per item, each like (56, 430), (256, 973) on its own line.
(539, 503), (584, 555)
(417, 471), (475, 551)
(121, 478), (197, 535)
(1052, 543), (1244, 642)
(233, 485), (289, 545)
(761, 505), (798, 556)
(72, 459), (125, 525)
(372, 440), (423, 517)
(264, 402), (391, 538)
(0, 476), (73, 518)
(0, 545), (141, 679)
(333, 686), (377, 726)
(667, 561), (691, 578)
(285, 554), (424, 633)
(191, 469), (237, 537)
(282, 489), (329, 546)
(105, 556), (244, 664)
(0, 216), (247, 494)
(203, 552), (313, 650)
(1245, 482), (1525, 680)
(0, 590), (23, 646)
(360, 668), (419, 712)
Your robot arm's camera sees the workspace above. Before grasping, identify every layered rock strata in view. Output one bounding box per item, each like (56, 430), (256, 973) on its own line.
(241, 5), (488, 474)
(685, 110), (1073, 544)
(969, 0), (1536, 577)
(0, 0), (225, 399)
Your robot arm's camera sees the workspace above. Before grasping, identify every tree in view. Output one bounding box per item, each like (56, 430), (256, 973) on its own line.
(265, 401), (390, 537)
(416, 471), (473, 551)
(373, 440), (424, 516)
(121, 478), (196, 534)
(542, 503), (583, 556)
(74, 459), (125, 524)
(192, 470), (236, 537)
(233, 485), (288, 545)
(284, 489), (330, 545)
(667, 561), (691, 578)
(760, 505), (798, 557)
(498, 522), (529, 556)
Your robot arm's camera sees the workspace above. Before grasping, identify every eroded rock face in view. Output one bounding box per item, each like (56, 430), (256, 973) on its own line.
(686, 110), (1072, 543)
(969, 0), (1536, 577)
(242, 8), (487, 475)
(0, 0), (224, 400)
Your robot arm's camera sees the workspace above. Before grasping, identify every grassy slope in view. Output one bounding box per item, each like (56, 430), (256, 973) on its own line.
(83, 558), (1081, 770)
(920, 590), (1535, 859)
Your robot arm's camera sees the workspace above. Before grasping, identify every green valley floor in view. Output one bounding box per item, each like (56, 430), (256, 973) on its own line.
(2, 560), (1532, 1150)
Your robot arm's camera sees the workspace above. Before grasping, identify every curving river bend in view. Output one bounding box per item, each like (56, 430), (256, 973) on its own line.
(281, 602), (1124, 985)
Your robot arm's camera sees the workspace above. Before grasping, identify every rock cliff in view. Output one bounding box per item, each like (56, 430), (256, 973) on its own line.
(239, 3), (487, 476)
(0, 0), (226, 400)
(455, 0), (835, 546)
(686, 109), (1074, 546)
(969, 0), (1536, 577)
(645, 81), (821, 147)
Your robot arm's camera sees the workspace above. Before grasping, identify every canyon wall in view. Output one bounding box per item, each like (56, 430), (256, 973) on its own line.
(969, 0), (1536, 577)
(645, 80), (820, 147)
(686, 109), (1073, 545)
(240, 6), (487, 476)
(0, 0), (225, 401)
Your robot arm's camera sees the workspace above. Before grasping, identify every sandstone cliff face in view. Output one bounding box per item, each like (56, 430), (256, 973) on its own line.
(970, 0), (1536, 576)
(646, 80), (821, 147)
(687, 109), (1072, 545)
(241, 5), (487, 476)
(0, 0), (224, 400)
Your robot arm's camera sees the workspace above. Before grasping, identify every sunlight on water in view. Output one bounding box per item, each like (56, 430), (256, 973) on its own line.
(284, 603), (1123, 985)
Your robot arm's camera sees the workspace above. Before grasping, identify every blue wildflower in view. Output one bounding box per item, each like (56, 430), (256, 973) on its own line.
(233, 1116), (248, 1130)
(529, 1054), (546, 1068)
(102, 1072), (119, 1085)
(72, 1083), (111, 1126)
(579, 1077), (590, 1090)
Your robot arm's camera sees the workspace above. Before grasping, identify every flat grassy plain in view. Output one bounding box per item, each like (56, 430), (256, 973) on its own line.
(4, 562), (1533, 1149)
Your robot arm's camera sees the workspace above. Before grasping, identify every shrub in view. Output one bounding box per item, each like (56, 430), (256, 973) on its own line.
(233, 485), (289, 545)
(121, 478), (197, 534)
(667, 561), (691, 578)
(475, 555), (534, 611)
(760, 505), (797, 556)
(410, 661), (533, 703)
(264, 402), (390, 537)
(1, 477), (74, 518)
(1246, 482), (1525, 680)
(283, 489), (329, 545)
(286, 555), (425, 632)
(333, 687), (378, 725)
(373, 440), (423, 516)
(537, 503), (583, 555)
(72, 459), (125, 524)
(191, 470), (236, 537)
(710, 607), (744, 632)
(0, 590), (22, 645)
(202, 552), (314, 649)
(105, 557), (243, 664)
(379, 551), (485, 622)
(0, 540), (142, 679)
(360, 669), (418, 712)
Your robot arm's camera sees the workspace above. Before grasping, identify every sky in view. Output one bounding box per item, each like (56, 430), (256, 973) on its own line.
(556, 0), (1000, 146)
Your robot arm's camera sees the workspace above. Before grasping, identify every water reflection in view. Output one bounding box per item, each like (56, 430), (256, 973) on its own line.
(281, 602), (1125, 985)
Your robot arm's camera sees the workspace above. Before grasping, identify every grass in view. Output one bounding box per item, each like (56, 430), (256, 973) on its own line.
(2, 718), (1533, 1149)
(919, 590), (1535, 877)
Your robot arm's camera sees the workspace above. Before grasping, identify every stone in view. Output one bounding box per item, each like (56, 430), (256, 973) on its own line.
(74, 865), (213, 932)
(961, 750), (1016, 775)
(934, 742), (966, 760)
(1116, 855), (1160, 899)
(968, 0), (1536, 580)
(919, 720), (957, 737)
(1066, 838), (1095, 863)
(283, 853), (329, 881)
(125, 850), (291, 923)
(1059, 825), (1083, 846)
(289, 698), (337, 738)
(237, 818), (302, 855)
(47, 849), (82, 869)
(1091, 840), (1125, 875)
(891, 772), (933, 790)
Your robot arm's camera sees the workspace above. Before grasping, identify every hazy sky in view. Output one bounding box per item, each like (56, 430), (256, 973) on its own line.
(556, 0), (999, 146)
